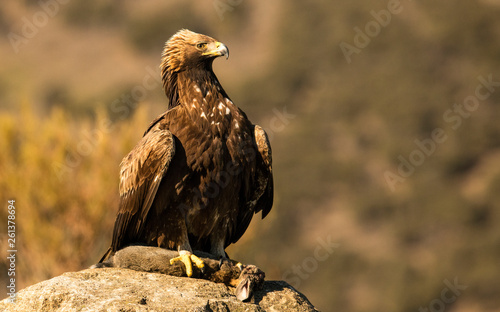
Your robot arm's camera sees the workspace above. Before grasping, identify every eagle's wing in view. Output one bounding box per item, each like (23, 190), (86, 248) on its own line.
(110, 118), (175, 252)
(253, 125), (273, 218)
(229, 125), (273, 246)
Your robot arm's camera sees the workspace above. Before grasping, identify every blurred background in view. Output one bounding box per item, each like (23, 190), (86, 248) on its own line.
(1, 1), (500, 311)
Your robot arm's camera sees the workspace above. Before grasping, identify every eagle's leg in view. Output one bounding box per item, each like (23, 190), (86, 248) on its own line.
(211, 236), (239, 270)
(170, 249), (205, 277)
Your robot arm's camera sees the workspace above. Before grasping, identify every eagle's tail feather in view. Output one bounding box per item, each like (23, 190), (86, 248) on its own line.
(98, 247), (113, 264)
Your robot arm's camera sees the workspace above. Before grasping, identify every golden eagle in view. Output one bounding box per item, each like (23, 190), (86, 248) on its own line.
(100, 29), (273, 276)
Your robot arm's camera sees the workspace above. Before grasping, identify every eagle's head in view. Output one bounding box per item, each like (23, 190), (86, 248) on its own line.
(161, 29), (228, 72)
(160, 29), (229, 107)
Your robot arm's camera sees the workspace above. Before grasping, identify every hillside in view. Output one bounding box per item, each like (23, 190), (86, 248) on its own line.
(1, 1), (500, 311)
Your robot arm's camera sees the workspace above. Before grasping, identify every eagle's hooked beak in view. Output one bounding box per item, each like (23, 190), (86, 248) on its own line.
(204, 41), (229, 60)
(218, 42), (229, 60)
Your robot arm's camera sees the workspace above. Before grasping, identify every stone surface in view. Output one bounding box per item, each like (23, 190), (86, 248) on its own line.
(0, 268), (319, 311)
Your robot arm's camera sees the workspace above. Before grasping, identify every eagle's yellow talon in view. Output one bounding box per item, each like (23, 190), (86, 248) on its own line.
(236, 262), (243, 271)
(191, 254), (205, 271)
(170, 253), (205, 277)
(169, 256), (181, 266)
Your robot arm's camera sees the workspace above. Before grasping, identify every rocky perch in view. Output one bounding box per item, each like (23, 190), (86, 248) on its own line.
(0, 268), (318, 311)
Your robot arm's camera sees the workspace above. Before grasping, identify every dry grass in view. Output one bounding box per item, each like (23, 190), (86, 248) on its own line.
(0, 103), (152, 288)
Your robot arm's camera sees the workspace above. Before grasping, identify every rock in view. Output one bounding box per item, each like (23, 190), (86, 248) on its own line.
(0, 268), (319, 311)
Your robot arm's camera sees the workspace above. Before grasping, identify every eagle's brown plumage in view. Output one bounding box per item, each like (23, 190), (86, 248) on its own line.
(100, 29), (273, 266)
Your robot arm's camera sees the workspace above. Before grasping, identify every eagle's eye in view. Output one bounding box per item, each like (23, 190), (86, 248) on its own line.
(196, 42), (207, 50)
